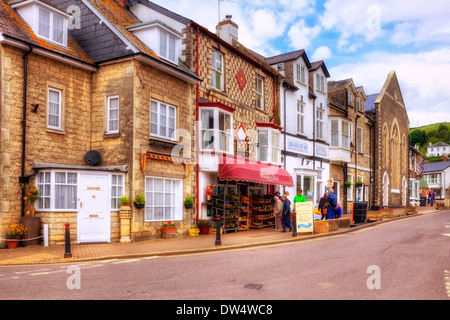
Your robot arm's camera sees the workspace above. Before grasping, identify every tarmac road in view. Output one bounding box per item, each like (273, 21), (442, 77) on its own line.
(0, 210), (449, 301)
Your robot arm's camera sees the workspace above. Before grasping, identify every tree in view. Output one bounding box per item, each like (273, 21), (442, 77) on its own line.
(409, 129), (427, 147)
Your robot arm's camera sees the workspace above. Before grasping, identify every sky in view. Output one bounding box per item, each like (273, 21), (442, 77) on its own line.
(149, 0), (450, 128)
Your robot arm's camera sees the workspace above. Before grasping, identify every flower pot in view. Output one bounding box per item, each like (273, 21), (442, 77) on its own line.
(6, 239), (19, 249)
(20, 216), (41, 247)
(134, 203), (145, 209)
(184, 204), (193, 209)
(199, 225), (210, 235)
(161, 227), (177, 239)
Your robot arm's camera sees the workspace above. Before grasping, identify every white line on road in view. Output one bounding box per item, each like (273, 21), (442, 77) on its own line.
(15, 268), (50, 274)
(112, 258), (142, 264)
(30, 270), (66, 276)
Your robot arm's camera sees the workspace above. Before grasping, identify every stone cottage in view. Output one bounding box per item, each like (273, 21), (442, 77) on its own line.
(0, 0), (200, 244)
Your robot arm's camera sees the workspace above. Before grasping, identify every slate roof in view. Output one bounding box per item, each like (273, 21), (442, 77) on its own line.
(265, 49), (312, 69)
(365, 93), (379, 113)
(327, 78), (353, 91)
(310, 60), (330, 77)
(423, 161), (450, 173)
(0, 0), (94, 64)
(428, 142), (449, 148)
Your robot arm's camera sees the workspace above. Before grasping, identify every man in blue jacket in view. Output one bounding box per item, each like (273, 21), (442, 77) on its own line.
(281, 194), (292, 232)
(326, 189), (337, 219)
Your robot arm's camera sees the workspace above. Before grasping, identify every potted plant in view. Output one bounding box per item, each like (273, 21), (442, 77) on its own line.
(20, 183), (41, 247)
(184, 195), (194, 209)
(120, 195), (130, 207)
(344, 180), (352, 188)
(162, 221), (177, 239)
(355, 181), (364, 188)
(5, 223), (27, 249)
(133, 193), (145, 209)
(197, 219), (210, 235)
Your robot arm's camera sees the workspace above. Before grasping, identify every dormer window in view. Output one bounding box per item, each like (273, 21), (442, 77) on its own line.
(128, 21), (181, 64)
(12, 0), (68, 46)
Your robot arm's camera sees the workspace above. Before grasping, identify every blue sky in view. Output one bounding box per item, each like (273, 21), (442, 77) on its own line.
(149, 0), (450, 128)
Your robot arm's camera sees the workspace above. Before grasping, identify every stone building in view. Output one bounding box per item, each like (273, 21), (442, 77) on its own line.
(0, 0), (200, 244)
(327, 79), (374, 213)
(366, 71), (410, 208)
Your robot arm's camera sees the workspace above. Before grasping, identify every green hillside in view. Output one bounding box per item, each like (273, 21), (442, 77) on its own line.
(409, 122), (450, 157)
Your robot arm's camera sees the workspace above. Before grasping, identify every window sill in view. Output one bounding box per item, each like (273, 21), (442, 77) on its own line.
(104, 132), (120, 139)
(46, 128), (65, 135)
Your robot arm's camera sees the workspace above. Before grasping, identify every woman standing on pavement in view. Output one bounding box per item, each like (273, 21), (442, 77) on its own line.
(273, 195), (283, 231)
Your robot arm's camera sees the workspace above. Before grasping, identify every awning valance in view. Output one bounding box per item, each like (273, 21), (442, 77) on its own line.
(218, 156), (294, 187)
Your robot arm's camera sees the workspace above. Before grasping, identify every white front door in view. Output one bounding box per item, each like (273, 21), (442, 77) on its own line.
(78, 174), (110, 243)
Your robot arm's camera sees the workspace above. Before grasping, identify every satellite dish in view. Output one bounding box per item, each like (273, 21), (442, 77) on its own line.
(125, 0), (139, 7)
(84, 150), (101, 166)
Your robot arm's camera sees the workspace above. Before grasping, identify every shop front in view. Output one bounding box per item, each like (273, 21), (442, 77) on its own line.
(199, 154), (293, 232)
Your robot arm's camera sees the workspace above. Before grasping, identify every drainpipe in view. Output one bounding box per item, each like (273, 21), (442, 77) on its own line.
(283, 86), (288, 194)
(355, 114), (360, 202)
(20, 45), (34, 216)
(195, 25), (200, 223)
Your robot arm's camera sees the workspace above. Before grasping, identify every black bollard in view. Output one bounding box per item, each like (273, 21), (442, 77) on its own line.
(292, 213), (297, 237)
(215, 217), (222, 246)
(64, 223), (72, 258)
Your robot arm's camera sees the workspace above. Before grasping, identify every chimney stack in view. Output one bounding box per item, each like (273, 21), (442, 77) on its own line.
(216, 15), (238, 45)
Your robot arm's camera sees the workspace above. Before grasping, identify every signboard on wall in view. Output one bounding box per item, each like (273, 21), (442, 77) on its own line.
(294, 201), (314, 234)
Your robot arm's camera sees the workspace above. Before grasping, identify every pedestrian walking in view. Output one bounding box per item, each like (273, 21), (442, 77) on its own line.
(273, 195), (283, 231)
(318, 192), (328, 220)
(326, 189), (337, 219)
(281, 194), (292, 232)
(430, 190), (435, 206)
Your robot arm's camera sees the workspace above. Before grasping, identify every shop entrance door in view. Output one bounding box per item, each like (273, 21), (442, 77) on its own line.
(296, 175), (315, 202)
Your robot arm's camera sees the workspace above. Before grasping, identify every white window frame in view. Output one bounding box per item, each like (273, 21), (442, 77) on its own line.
(357, 98), (364, 112)
(111, 174), (124, 211)
(47, 88), (62, 130)
(150, 100), (177, 141)
(200, 107), (233, 154)
(212, 51), (224, 91)
(37, 6), (67, 46)
(255, 76), (264, 110)
(347, 90), (353, 106)
(36, 171), (78, 212)
(107, 96), (119, 134)
(145, 176), (183, 222)
(296, 63), (306, 84)
(316, 74), (325, 92)
(356, 175), (363, 201)
(347, 173), (353, 202)
(357, 126), (363, 153)
(297, 100), (305, 135)
(257, 128), (281, 164)
(37, 172), (51, 210)
(342, 121), (351, 150)
(316, 109), (324, 140)
(158, 29), (178, 64)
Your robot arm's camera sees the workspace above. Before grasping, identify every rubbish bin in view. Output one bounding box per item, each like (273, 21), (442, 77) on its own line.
(420, 197), (427, 207)
(353, 202), (368, 223)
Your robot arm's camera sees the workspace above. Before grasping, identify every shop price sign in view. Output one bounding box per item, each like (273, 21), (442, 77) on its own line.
(294, 201), (314, 234)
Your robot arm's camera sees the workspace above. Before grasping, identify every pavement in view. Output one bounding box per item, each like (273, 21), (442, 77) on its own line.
(0, 206), (443, 266)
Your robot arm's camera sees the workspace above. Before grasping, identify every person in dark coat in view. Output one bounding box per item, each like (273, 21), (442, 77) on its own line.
(281, 194), (292, 232)
(326, 189), (337, 219)
(318, 193), (328, 220)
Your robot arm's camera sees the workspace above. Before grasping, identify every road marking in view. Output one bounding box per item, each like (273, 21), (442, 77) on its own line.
(442, 234), (450, 237)
(112, 258), (142, 264)
(30, 270), (66, 276)
(445, 270), (450, 298)
(15, 268), (50, 274)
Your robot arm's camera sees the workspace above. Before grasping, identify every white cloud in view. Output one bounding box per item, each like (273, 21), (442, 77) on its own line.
(312, 46), (332, 61)
(320, 0), (450, 51)
(287, 19), (321, 50)
(329, 48), (450, 127)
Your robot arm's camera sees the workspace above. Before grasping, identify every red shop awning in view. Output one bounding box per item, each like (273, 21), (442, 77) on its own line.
(218, 156), (294, 187)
